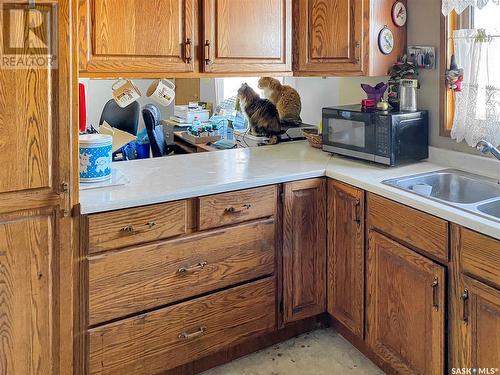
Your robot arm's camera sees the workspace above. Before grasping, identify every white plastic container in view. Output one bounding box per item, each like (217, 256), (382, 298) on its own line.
(79, 134), (112, 182)
(233, 129), (270, 147)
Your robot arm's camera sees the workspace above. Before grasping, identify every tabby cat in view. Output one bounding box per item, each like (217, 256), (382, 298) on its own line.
(237, 83), (281, 144)
(258, 77), (302, 125)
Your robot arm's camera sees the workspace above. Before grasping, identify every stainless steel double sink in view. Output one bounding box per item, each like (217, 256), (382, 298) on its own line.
(383, 169), (500, 223)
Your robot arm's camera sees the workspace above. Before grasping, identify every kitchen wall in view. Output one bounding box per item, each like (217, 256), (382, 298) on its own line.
(407, 0), (479, 155)
(282, 76), (386, 126)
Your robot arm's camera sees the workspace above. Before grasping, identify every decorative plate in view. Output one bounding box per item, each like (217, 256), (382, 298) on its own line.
(392, 1), (407, 27)
(378, 27), (394, 55)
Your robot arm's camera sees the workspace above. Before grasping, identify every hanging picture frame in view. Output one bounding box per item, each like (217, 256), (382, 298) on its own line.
(378, 26), (394, 55)
(392, 1), (407, 27)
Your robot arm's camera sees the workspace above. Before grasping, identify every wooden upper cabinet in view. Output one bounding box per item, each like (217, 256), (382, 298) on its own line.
(282, 178), (326, 323)
(367, 231), (445, 375)
(294, 0), (407, 76)
(0, 2), (61, 197)
(294, 0), (366, 75)
(203, 0), (292, 73)
(79, 0), (196, 73)
(327, 180), (364, 338)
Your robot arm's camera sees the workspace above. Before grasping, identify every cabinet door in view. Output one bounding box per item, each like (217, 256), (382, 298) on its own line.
(454, 276), (500, 371)
(0, 212), (59, 374)
(367, 231), (445, 375)
(283, 179), (326, 323)
(203, 0), (292, 73)
(79, 0), (196, 73)
(294, 0), (367, 75)
(0, 2), (74, 374)
(327, 180), (364, 338)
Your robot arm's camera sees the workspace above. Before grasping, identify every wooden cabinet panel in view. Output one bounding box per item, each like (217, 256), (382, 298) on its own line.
(88, 219), (275, 325)
(0, 212), (56, 375)
(203, 0), (292, 73)
(367, 0), (407, 76)
(367, 231), (445, 375)
(327, 180), (364, 338)
(450, 225), (500, 370)
(88, 277), (276, 375)
(0, 3), (59, 196)
(79, 0), (196, 73)
(283, 178), (326, 323)
(87, 200), (188, 254)
(459, 226), (500, 289)
(294, 0), (366, 74)
(454, 276), (500, 371)
(198, 185), (277, 230)
(0, 2), (74, 374)
(367, 193), (449, 262)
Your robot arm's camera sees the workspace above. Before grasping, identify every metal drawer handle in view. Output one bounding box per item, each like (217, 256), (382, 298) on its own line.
(204, 40), (211, 64)
(178, 326), (207, 340)
(121, 225), (135, 234)
(353, 199), (361, 224)
(224, 204), (252, 214)
(462, 289), (469, 325)
(121, 221), (156, 234)
(185, 38), (192, 64)
(431, 277), (439, 310)
(178, 261), (208, 274)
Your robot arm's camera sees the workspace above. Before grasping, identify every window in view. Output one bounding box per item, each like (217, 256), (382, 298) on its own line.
(440, 4), (500, 136)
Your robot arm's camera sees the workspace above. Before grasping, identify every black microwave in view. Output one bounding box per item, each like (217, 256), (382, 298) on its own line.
(322, 105), (429, 166)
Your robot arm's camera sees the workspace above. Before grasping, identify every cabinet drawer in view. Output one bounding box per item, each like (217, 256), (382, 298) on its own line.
(88, 219), (275, 325)
(458, 226), (500, 289)
(88, 277), (276, 375)
(367, 193), (449, 262)
(87, 201), (188, 254)
(198, 186), (277, 230)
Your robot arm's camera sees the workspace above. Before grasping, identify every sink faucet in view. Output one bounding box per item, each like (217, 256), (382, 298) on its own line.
(476, 140), (500, 161)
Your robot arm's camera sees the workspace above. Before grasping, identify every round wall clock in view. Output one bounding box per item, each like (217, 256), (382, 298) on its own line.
(392, 1), (407, 27)
(378, 26), (394, 55)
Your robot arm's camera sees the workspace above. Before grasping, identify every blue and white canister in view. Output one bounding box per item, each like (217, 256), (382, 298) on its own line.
(79, 134), (112, 182)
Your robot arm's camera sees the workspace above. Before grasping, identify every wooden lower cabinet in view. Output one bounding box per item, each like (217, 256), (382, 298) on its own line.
(282, 179), (326, 323)
(452, 276), (500, 371)
(327, 180), (365, 338)
(367, 230), (445, 375)
(450, 225), (500, 371)
(89, 278), (276, 375)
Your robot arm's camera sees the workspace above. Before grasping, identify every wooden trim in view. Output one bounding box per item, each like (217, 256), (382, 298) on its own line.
(440, 11), (460, 137)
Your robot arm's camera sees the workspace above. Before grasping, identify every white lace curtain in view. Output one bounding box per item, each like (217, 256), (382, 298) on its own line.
(442, 0), (500, 15)
(450, 29), (500, 146)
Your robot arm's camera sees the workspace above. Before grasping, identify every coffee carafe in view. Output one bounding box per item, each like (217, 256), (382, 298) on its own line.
(399, 79), (418, 112)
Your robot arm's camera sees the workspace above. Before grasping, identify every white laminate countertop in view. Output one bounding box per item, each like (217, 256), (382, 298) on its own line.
(79, 141), (500, 240)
